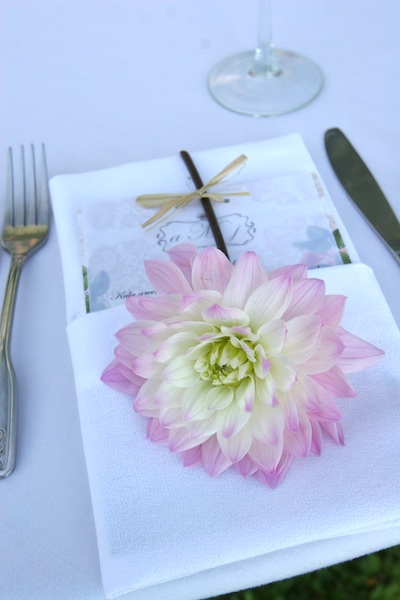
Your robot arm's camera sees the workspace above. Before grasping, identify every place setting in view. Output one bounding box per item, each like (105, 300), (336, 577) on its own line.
(1, 2), (400, 600)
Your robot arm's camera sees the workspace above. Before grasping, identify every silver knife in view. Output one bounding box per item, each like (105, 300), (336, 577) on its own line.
(325, 127), (400, 264)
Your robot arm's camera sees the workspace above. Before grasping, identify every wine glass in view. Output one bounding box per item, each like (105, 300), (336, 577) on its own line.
(208, 0), (323, 117)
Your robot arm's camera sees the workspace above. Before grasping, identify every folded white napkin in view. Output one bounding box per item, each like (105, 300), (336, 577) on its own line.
(50, 136), (400, 600)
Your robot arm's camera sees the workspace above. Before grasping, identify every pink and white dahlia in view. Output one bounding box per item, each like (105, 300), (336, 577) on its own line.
(102, 244), (383, 487)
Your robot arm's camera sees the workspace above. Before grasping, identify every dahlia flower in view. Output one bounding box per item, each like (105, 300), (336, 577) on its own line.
(102, 244), (383, 488)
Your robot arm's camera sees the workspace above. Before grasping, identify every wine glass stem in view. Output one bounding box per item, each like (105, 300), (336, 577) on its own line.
(252, 0), (281, 76)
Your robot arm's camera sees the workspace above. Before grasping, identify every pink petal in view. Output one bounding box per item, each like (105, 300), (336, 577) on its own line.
(117, 361), (146, 389)
(191, 246), (234, 293)
(201, 435), (233, 476)
(114, 344), (136, 369)
(283, 315), (322, 363)
(310, 365), (356, 398)
(256, 450), (293, 488)
(309, 419), (323, 456)
(168, 428), (210, 453)
(306, 378), (342, 421)
(320, 420), (345, 445)
(144, 259), (193, 295)
(146, 418), (169, 443)
(134, 378), (162, 416)
(101, 359), (141, 395)
(268, 263), (307, 281)
(131, 353), (161, 379)
(126, 294), (182, 320)
(115, 320), (155, 354)
(222, 251), (268, 308)
(283, 410), (312, 457)
(245, 276), (293, 330)
(249, 436), (284, 472)
(336, 327), (385, 373)
(314, 295), (346, 328)
(181, 445), (203, 467)
(278, 390), (300, 433)
(283, 278), (325, 320)
(181, 290), (222, 319)
(203, 303), (249, 327)
(166, 243), (197, 284)
(299, 326), (345, 375)
(217, 427), (252, 463)
(233, 455), (259, 478)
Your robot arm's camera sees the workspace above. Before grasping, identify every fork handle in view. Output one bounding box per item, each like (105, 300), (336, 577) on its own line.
(0, 256), (24, 478)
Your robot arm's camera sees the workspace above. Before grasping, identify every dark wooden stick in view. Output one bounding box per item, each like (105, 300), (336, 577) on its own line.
(180, 150), (230, 260)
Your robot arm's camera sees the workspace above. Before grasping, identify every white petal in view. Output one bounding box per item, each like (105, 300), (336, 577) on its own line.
(257, 319), (287, 354)
(159, 406), (185, 429)
(245, 276), (293, 331)
(182, 381), (213, 421)
(186, 417), (218, 440)
(154, 381), (184, 408)
(206, 386), (234, 410)
(216, 400), (251, 438)
(217, 427), (252, 462)
(250, 403), (285, 445)
(162, 356), (200, 387)
(283, 315), (322, 363)
(236, 376), (256, 412)
(269, 355), (297, 391)
(254, 373), (278, 407)
(153, 331), (197, 363)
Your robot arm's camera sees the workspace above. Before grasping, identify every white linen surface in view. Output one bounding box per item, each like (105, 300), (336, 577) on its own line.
(50, 136), (400, 599)
(67, 263), (400, 600)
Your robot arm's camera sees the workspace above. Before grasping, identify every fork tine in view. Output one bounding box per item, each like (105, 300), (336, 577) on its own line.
(39, 143), (50, 226)
(15, 145), (26, 227)
(4, 148), (14, 227)
(26, 144), (37, 226)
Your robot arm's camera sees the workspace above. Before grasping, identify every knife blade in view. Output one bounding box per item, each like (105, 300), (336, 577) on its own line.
(325, 127), (400, 264)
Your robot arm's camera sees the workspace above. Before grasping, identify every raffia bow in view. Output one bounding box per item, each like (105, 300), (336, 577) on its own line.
(136, 154), (250, 228)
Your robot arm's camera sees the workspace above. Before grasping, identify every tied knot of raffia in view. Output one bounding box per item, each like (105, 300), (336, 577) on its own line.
(136, 154), (250, 228)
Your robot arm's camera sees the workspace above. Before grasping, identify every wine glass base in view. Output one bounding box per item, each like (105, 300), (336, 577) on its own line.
(208, 49), (323, 117)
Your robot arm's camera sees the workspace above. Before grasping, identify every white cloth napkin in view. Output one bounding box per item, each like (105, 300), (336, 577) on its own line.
(50, 136), (400, 600)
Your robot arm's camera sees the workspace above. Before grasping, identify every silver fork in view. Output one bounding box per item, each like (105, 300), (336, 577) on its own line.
(0, 144), (50, 478)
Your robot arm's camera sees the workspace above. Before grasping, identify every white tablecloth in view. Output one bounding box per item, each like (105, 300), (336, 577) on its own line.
(1, 2), (399, 599)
